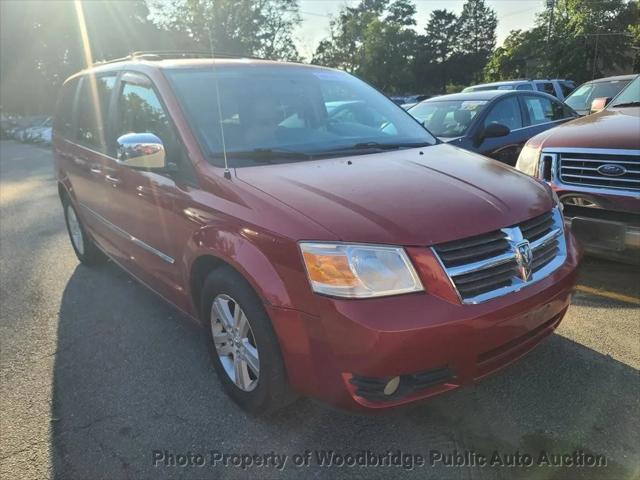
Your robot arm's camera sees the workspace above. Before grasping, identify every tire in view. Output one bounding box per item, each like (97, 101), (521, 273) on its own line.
(62, 196), (104, 265)
(201, 266), (296, 414)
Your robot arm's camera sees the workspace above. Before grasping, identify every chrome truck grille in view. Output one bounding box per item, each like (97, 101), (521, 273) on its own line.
(432, 208), (566, 304)
(558, 151), (640, 191)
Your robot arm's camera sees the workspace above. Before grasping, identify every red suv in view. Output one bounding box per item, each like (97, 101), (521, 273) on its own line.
(54, 54), (580, 413)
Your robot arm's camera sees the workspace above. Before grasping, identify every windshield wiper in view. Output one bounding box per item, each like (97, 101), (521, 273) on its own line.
(211, 148), (313, 164)
(610, 101), (640, 108)
(322, 141), (433, 155)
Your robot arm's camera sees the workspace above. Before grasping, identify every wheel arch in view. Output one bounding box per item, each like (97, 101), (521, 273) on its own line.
(186, 227), (297, 317)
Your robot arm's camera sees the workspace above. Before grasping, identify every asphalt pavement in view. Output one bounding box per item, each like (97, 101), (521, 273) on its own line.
(1, 140), (638, 480)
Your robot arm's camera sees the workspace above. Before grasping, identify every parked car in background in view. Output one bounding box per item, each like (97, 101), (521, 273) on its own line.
(10, 115), (50, 142)
(23, 117), (52, 143)
(400, 94), (429, 109)
(516, 75), (640, 263)
(564, 74), (636, 116)
(54, 54), (579, 413)
(463, 79), (576, 100)
(408, 90), (578, 165)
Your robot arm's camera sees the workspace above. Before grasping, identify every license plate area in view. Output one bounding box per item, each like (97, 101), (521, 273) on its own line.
(571, 217), (625, 251)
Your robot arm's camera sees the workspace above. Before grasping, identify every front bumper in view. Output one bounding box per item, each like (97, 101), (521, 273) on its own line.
(562, 205), (640, 263)
(267, 233), (581, 411)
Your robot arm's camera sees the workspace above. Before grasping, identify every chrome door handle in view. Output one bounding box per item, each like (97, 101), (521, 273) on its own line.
(105, 174), (121, 185)
(90, 167), (102, 174)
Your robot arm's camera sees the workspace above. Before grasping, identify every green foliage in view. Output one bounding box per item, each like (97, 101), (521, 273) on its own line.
(0, 0), (180, 114)
(149, 0), (301, 60)
(312, 0), (497, 95)
(456, 0), (497, 82)
(484, 0), (638, 84)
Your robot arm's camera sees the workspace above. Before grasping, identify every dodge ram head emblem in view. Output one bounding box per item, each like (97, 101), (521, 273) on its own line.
(515, 240), (533, 282)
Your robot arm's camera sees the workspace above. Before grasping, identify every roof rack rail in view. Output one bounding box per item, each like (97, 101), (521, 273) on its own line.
(93, 50), (261, 66)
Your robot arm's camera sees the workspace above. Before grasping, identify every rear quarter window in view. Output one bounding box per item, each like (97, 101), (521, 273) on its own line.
(54, 78), (79, 137)
(75, 74), (117, 151)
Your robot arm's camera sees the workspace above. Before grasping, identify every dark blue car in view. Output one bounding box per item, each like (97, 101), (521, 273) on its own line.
(408, 90), (578, 166)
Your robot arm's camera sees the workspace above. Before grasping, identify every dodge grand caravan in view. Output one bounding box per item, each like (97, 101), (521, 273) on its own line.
(54, 54), (580, 413)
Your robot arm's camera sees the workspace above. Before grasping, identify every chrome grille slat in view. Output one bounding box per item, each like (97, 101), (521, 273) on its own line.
(432, 208), (567, 304)
(560, 157), (639, 165)
(435, 231), (506, 252)
(558, 151), (640, 191)
(454, 261), (517, 286)
(561, 174), (640, 184)
(437, 240), (510, 265)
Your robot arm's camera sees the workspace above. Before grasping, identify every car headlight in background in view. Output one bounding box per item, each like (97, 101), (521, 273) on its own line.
(515, 143), (541, 177)
(299, 242), (423, 298)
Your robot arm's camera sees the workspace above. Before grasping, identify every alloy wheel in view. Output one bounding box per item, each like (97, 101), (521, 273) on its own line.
(210, 294), (260, 391)
(66, 205), (84, 256)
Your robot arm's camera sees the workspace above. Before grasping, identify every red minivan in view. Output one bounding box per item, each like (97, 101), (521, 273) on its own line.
(54, 54), (580, 413)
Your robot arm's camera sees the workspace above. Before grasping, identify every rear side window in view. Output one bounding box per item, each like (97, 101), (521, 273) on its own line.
(536, 82), (556, 96)
(559, 81), (575, 97)
(54, 78), (79, 137)
(516, 84), (533, 91)
(75, 74), (117, 151)
(522, 95), (568, 125)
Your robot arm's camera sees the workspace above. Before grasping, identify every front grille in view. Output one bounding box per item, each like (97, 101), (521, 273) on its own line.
(558, 151), (640, 191)
(433, 208), (566, 304)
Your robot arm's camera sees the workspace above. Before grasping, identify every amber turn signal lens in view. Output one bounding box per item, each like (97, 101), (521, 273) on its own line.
(302, 252), (359, 286)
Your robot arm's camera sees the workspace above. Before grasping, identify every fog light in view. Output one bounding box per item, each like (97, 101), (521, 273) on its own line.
(383, 376), (400, 396)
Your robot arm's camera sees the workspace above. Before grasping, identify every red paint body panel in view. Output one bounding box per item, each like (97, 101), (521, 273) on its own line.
(54, 59), (581, 411)
(530, 107), (640, 216)
(527, 107), (640, 151)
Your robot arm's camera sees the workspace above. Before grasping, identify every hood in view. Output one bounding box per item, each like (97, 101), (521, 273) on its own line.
(532, 107), (640, 150)
(235, 144), (553, 246)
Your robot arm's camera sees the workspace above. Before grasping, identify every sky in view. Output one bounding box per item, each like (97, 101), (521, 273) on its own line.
(295, 0), (545, 59)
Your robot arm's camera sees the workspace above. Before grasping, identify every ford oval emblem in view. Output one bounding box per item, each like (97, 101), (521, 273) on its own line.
(597, 164), (627, 177)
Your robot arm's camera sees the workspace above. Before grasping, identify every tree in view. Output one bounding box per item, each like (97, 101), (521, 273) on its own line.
(483, 29), (544, 81)
(386, 0), (417, 26)
(149, 0), (302, 60)
(311, 0), (419, 93)
(420, 9), (459, 93)
(456, 0), (497, 82)
(0, 0), (176, 115)
(483, 0), (638, 83)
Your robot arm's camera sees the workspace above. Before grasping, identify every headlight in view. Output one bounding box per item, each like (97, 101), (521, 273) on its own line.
(515, 143), (541, 177)
(299, 242), (423, 298)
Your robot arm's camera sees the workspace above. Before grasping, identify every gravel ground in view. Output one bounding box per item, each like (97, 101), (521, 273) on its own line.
(1, 141), (638, 480)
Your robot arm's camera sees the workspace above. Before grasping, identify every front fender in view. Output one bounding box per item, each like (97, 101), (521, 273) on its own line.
(184, 224), (301, 310)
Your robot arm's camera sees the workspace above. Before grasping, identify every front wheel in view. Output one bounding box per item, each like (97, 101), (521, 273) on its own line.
(201, 266), (296, 414)
(62, 197), (104, 265)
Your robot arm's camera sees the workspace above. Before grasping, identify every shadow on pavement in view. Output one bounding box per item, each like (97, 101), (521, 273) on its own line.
(51, 262), (639, 480)
(574, 257), (640, 307)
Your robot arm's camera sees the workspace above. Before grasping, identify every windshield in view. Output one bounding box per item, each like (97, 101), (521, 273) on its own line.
(608, 76), (640, 108)
(565, 79), (632, 110)
(166, 65), (436, 166)
(408, 100), (488, 137)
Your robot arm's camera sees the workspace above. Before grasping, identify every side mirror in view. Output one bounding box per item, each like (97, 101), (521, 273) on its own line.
(590, 97), (610, 114)
(482, 122), (510, 139)
(116, 133), (166, 169)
